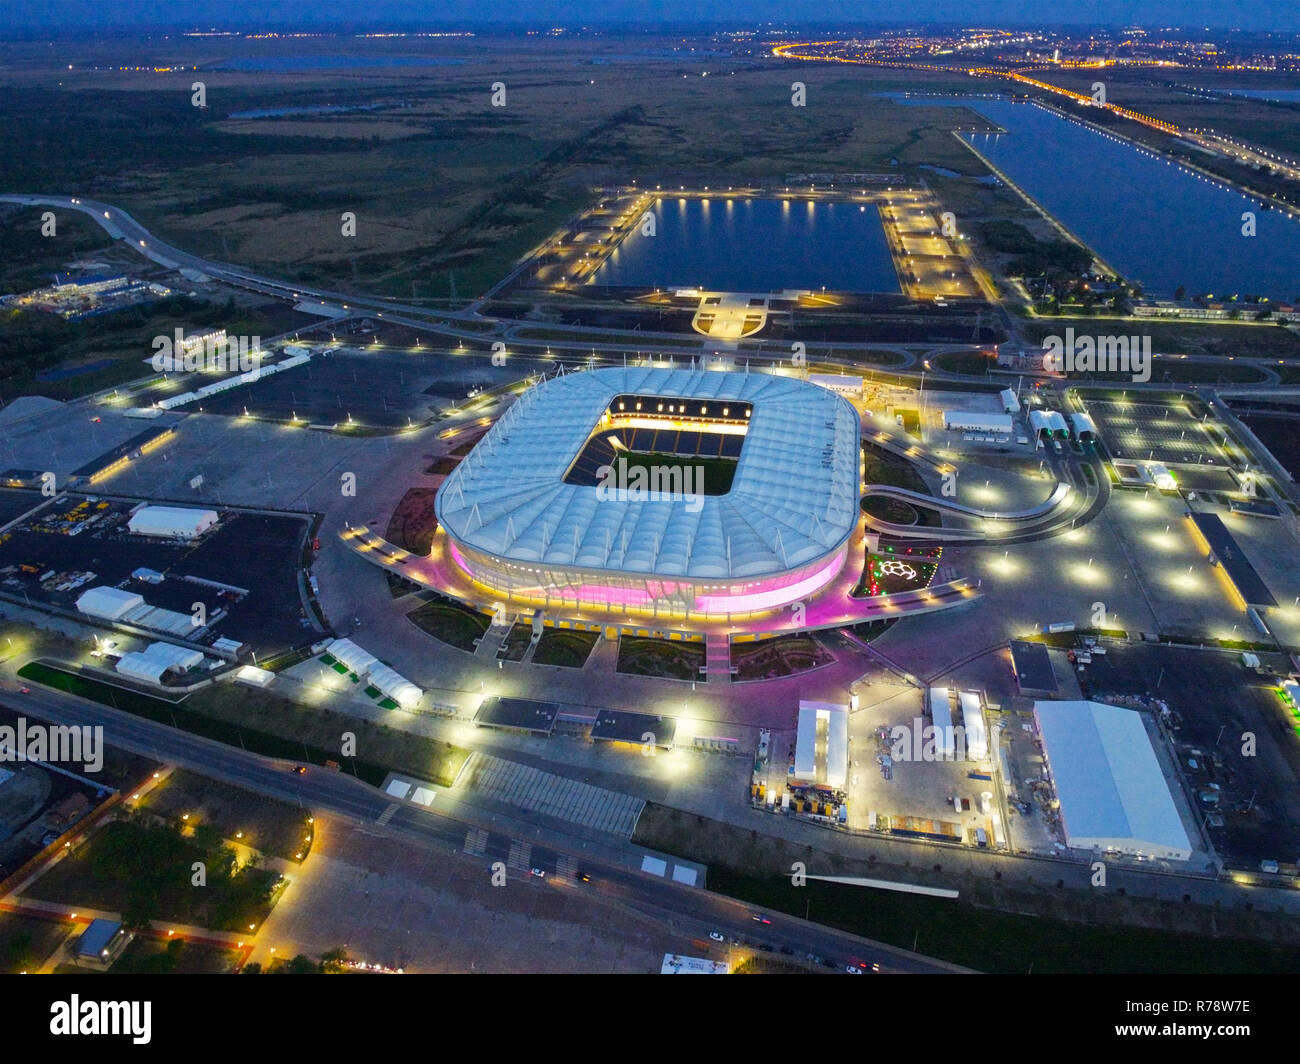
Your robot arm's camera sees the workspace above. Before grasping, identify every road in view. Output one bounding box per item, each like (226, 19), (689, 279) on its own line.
(0, 673), (967, 974)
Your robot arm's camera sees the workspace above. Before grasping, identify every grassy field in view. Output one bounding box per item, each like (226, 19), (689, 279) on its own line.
(616, 635), (704, 680)
(0, 38), (1018, 303)
(731, 635), (834, 682)
(532, 627), (599, 668)
(384, 487), (439, 555)
(497, 622), (534, 662)
(0, 912), (73, 974)
(1019, 317), (1300, 360)
(137, 768), (315, 862)
(110, 936), (243, 974)
(613, 451), (737, 496)
(29, 818), (280, 933)
(407, 597), (490, 651)
(862, 445), (932, 494)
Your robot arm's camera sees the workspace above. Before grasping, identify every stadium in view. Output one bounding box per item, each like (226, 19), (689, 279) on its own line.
(433, 366), (862, 622)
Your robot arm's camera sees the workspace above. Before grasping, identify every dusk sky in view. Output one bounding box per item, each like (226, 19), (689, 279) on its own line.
(5, 0), (1298, 32)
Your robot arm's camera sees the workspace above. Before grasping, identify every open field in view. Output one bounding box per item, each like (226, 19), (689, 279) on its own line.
(0, 38), (1013, 302)
(0, 911), (74, 974)
(136, 768), (315, 862)
(1019, 317), (1300, 360)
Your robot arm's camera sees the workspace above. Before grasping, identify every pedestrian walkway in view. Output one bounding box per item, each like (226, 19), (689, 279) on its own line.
(705, 634), (733, 683)
(460, 752), (645, 837)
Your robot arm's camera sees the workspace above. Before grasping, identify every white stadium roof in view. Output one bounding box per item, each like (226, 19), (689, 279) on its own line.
(1034, 700), (1192, 861)
(435, 367), (860, 579)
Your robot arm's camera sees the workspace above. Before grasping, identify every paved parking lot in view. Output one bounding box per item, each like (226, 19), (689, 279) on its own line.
(1085, 396), (1225, 467)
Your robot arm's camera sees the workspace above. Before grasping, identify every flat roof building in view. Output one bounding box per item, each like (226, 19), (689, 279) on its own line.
(592, 709), (677, 748)
(473, 696), (560, 736)
(1009, 640), (1059, 695)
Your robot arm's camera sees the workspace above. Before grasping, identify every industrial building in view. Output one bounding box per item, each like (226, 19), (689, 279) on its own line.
(957, 690), (989, 761)
(1033, 700), (1193, 861)
(999, 387), (1019, 414)
(76, 585), (145, 622)
(127, 505), (218, 539)
(927, 686), (958, 759)
(74, 919), (132, 970)
(1028, 410), (1069, 438)
(1188, 512), (1277, 609)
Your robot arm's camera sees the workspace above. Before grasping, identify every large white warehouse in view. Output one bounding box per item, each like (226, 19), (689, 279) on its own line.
(127, 505), (218, 539)
(76, 586), (145, 622)
(1034, 700), (1193, 861)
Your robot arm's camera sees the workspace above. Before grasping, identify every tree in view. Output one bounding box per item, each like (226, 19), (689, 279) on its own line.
(319, 947), (349, 974)
(279, 953), (318, 974)
(1174, 284), (1187, 301)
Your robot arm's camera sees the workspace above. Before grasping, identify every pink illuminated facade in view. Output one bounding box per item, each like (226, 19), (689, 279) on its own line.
(434, 367), (862, 626)
(447, 539), (850, 620)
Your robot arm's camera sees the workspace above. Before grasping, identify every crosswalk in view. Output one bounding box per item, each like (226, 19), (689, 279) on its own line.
(463, 828), (488, 856)
(507, 839), (532, 871)
(375, 803), (399, 826)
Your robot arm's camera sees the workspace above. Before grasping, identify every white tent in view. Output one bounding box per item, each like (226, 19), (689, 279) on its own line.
(958, 691), (989, 761)
(328, 638), (379, 676)
(127, 506), (218, 539)
(1034, 700), (1192, 861)
(76, 586), (144, 621)
(794, 700), (848, 788)
(115, 642), (205, 684)
(367, 662), (423, 709)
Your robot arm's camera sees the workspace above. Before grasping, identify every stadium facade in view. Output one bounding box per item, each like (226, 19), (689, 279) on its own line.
(434, 367), (861, 621)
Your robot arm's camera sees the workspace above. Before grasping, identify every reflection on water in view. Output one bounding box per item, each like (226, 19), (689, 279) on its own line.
(952, 99), (1300, 300)
(589, 197), (900, 293)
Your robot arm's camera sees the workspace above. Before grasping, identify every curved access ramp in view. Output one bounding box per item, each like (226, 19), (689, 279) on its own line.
(862, 479), (1084, 543)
